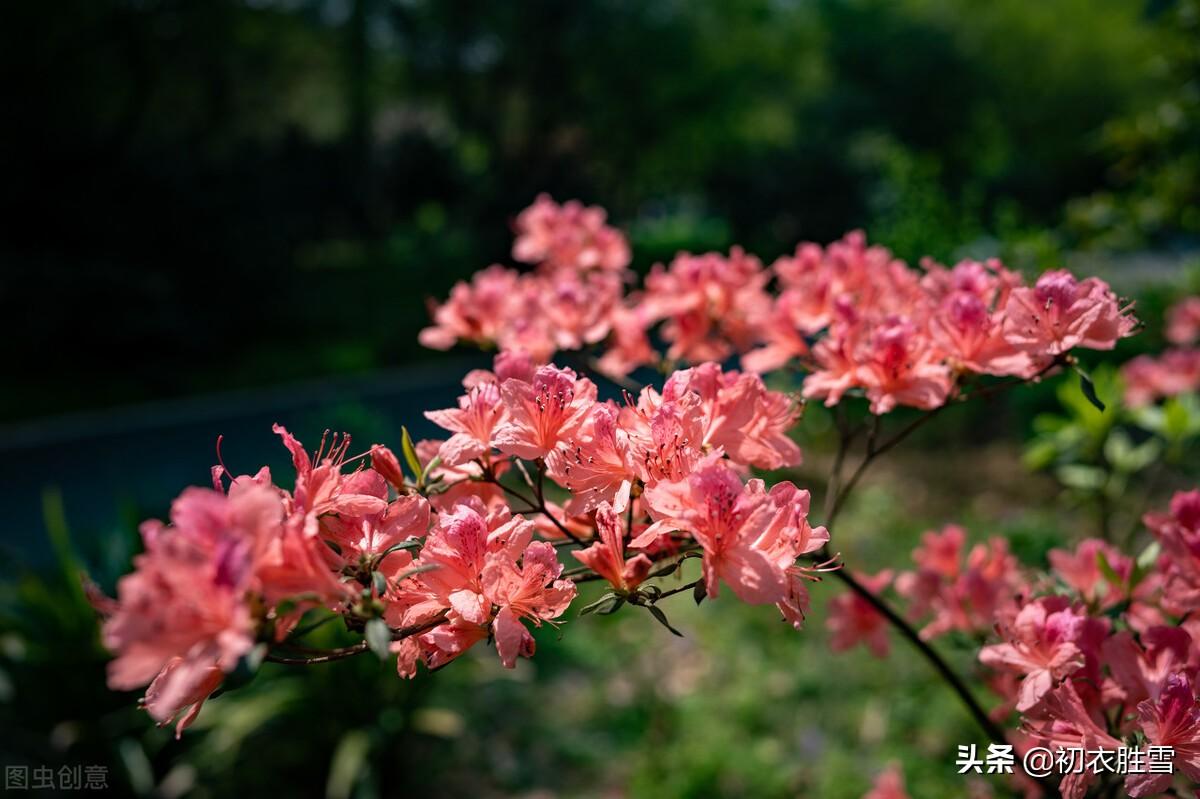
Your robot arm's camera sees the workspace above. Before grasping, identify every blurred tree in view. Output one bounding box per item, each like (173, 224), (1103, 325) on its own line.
(0, 0), (1182, 421)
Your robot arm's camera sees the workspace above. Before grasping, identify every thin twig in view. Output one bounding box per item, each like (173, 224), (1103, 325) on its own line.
(480, 462), (585, 544)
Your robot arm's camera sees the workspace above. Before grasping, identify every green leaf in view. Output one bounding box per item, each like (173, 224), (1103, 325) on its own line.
(1136, 540), (1161, 571)
(326, 729), (372, 799)
(379, 539), (422, 559)
(1078, 369), (1106, 413)
(599, 597), (626, 615)
(371, 571), (389, 596)
(645, 604), (684, 637)
(580, 592), (619, 616)
(1022, 439), (1060, 471)
(400, 426), (423, 483)
(1096, 550), (1123, 591)
(365, 618), (391, 659)
(1056, 464), (1106, 490)
(421, 455), (443, 484)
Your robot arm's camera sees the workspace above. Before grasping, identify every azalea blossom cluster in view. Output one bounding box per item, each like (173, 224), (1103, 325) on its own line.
(97, 196), (1166, 798)
(96, 349), (829, 738)
(831, 496), (1200, 798)
(1122, 295), (1200, 407)
(422, 195), (1137, 416)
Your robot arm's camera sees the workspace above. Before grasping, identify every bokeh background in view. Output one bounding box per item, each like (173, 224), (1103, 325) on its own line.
(2, 0), (1198, 796)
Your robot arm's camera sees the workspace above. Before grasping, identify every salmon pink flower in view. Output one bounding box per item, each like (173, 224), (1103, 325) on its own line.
(1048, 538), (1132, 607)
(641, 455), (824, 610)
(856, 315), (954, 414)
(660, 363), (802, 470)
(1166, 296), (1200, 345)
(929, 290), (1035, 377)
(826, 570), (893, 658)
(572, 502), (651, 592)
(862, 763), (910, 799)
(1145, 490), (1200, 615)
(272, 425), (388, 518)
(1125, 673), (1200, 796)
(419, 264), (523, 351)
(1023, 682), (1122, 799)
(1121, 348), (1200, 407)
(512, 194), (631, 273)
(425, 381), (507, 466)
(103, 484), (283, 727)
(494, 364), (598, 460)
(540, 270), (623, 350)
(1002, 270), (1136, 357)
(1103, 626), (1194, 709)
(594, 304), (659, 379)
(979, 596), (1104, 712)
(895, 526), (1022, 640)
(546, 403), (637, 514)
(140, 657), (226, 738)
(740, 291), (813, 373)
(319, 493), (431, 571)
(394, 499), (534, 627)
(618, 386), (707, 485)
(640, 248), (772, 363)
(414, 439), (508, 512)
(481, 541), (577, 667)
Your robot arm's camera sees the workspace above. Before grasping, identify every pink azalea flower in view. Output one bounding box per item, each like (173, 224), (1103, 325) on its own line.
(770, 242), (840, 331)
(660, 363), (802, 470)
(572, 502), (652, 592)
(319, 493), (431, 570)
(826, 570), (893, 658)
(740, 291), (813, 373)
(272, 425), (389, 518)
(413, 439), (508, 513)
(1002, 270), (1136, 357)
(1144, 490), (1200, 616)
(1125, 672), (1200, 796)
(920, 257), (1021, 308)
(140, 656), (226, 738)
(393, 499), (534, 628)
(802, 319), (864, 408)
(618, 387), (707, 485)
(1022, 682), (1122, 799)
(1103, 626), (1194, 709)
(862, 762), (910, 799)
(896, 526), (1022, 640)
(493, 364), (598, 460)
(481, 541), (578, 667)
(512, 194), (631, 273)
(1166, 296), (1200, 345)
(1048, 537), (1131, 608)
(546, 403), (637, 515)
(639, 248), (772, 363)
(425, 381), (508, 466)
(641, 455), (824, 610)
(929, 290), (1035, 377)
(594, 303), (659, 378)
(979, 596), (1103, 712)
(540, 270), (623, 351)
(855, 315), (954, 414)
(103, 485), (280, 722)
(1121, 348), (1200, 407)
(419, 264), (523, 351)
